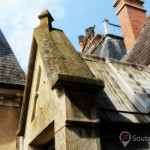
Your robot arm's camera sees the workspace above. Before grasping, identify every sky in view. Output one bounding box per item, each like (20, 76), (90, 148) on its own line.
(0, 0), (150, 73)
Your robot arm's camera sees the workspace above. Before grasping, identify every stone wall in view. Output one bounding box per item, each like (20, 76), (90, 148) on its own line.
(0, 106), (20, 150)
(23, 46), (102, 150)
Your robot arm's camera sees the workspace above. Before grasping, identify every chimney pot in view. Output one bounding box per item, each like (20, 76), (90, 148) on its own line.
(78, 35), (85, 43)
(85, 27), (95, 40)
(78, 35), (86, 52)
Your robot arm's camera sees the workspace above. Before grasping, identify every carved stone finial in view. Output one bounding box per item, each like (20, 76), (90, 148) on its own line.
(38, 9), (54, 29)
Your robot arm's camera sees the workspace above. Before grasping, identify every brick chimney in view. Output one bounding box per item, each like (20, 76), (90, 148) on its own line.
(113, 0), (147, 50)
(78, 27), (95, 52)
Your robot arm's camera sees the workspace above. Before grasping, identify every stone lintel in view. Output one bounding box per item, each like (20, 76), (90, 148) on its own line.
(66, 120), (100, 127)
(0, 95), (21, 107)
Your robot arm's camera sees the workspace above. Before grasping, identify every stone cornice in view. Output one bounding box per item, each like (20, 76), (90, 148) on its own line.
(113, 0), (144, 7)
(113, 0), (120, 7)
(116, 2), (146, 15)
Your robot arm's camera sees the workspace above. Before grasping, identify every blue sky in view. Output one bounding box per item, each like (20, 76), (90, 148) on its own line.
(0, 0), (149, 72)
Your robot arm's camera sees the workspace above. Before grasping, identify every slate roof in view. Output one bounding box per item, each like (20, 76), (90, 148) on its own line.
(123, 17), (150, 66)
(82, 54), (150, 123)
(83, 34), (126, 60)
(0, 29), (25, 85)
(92, 34), (126, 60)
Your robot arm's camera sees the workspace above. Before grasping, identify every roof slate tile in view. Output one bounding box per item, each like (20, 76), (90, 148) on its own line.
(0, 29), (25, 85)
(123, 17), (150, 66)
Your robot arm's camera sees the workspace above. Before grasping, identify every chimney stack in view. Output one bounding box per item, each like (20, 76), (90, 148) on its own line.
(113, 0), (147, 50)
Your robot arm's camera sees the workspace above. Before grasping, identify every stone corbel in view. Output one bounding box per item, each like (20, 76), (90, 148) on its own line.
(51, 73), (104, 93)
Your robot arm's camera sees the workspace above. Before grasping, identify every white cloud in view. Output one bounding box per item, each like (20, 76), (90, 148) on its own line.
(52, 6), (66, 19)
(0, 0), (67, 73)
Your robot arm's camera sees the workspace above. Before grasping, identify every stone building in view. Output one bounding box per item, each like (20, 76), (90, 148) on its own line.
(0, 0), (149, 149)
(0, 29), (25, 149)
(17, 10), (150, 150)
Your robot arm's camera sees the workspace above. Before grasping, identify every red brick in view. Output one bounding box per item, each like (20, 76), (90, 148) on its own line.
(114, 0), (147, 50)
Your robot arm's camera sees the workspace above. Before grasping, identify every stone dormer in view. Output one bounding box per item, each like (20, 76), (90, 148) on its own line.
(18, 10), (104, 150)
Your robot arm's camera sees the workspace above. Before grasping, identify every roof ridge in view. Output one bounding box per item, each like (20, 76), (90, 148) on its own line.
(137, 16), (150, 38)
(81, 53), (150, 73)
(122, 16), (150, 65)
